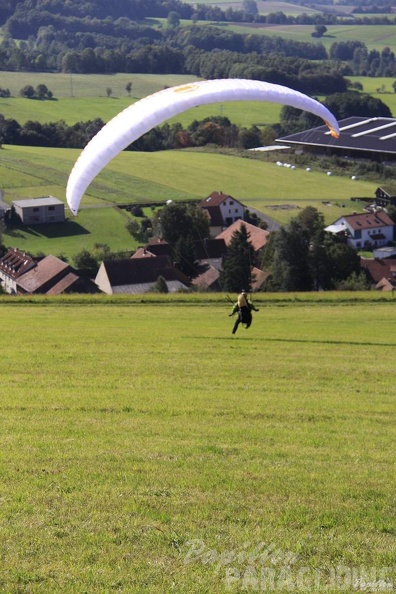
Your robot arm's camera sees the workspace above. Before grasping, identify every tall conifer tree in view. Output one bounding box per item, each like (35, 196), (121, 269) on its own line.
(220, 224), (255, 292)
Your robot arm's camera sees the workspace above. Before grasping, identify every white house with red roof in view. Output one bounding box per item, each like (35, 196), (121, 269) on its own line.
(199, 191), (245, 236)
(0, 248), (97, 294)
(325, 211), (394, 250)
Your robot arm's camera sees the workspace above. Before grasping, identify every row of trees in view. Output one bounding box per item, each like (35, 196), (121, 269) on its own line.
(20, 83), (53, 99)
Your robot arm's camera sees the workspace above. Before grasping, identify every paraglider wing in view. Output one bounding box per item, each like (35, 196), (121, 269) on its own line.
(66, 79), (339, 215)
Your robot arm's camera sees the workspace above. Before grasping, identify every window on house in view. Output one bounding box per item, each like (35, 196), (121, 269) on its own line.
(229, 200), (234, 205)
(48, 206), (55, 211)
(33, 207), (39, 212)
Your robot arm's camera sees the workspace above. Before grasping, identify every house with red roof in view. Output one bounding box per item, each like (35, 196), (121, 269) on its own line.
(361, 257), (396, 290)
(216, 219), (269, 255)
(199, 191), (245, 236)
(0, 248), (97, 295)
(325, 211), (394, 250)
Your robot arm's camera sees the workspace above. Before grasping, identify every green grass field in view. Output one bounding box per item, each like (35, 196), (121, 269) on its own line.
(0, 72), (283, 127)
(1, 143), (379, 258)
(223, 22), (396, 53)
(1, 71), (396, 128)
(0, 294), (395, 593)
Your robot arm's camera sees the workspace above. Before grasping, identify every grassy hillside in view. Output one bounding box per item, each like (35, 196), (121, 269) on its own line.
(179, 0), (322, 15)
(0, 295), (395, 593)
(1, 143), (379, 258)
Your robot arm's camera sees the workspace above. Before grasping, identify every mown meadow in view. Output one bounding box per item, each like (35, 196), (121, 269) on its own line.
(0, 71), (396, 126)
(1, 143), (379, 260)
(0, 293), (395, 593)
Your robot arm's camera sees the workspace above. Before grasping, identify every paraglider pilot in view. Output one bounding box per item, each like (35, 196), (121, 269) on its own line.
(229, 290), (259, 334)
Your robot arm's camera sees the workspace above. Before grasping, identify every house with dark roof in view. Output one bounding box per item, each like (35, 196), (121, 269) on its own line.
(375, 186), (396, 207)
(95, 255), (190, 294)
(325, 211), (394, 250)
(137, 237), (228, 291)
(276, 117), (396, 162)
(199, 191), (245, 236)
(0, 249), (97, 294)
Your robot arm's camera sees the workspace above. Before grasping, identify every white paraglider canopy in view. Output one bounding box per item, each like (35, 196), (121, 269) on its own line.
(66, 78), (340, 215)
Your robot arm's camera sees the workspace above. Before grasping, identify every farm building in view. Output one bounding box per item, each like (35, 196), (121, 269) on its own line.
(325, 211), (394, 250)
(12, 196), (65, 225)
(276, 117), (396, 162)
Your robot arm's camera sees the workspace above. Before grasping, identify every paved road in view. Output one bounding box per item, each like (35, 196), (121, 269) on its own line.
(247, 205), (281, 232)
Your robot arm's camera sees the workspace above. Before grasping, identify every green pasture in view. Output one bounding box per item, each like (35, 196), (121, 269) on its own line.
(2, 70), (396, 130)
(0, 72), (202, 101)
(0, 295), (395, 593)
(1, 143), (378, 256)
(227, 22), (396, 53)
(179, 0), (321, 15)
(0, 95), (283, 128)
(4, 207), (138, 261)
(348, 76), (396, 116)
(0, 71), (283, 127)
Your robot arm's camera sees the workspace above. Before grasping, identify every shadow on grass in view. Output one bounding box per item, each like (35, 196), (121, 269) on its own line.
(193, 336), (396, 347)
(7, 220), (90, 239)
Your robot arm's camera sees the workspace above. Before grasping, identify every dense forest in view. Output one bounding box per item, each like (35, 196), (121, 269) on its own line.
(0, 0), (396, 81)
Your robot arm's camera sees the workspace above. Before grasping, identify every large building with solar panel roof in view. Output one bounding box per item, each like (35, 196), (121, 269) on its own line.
(276, 117), (396, 162)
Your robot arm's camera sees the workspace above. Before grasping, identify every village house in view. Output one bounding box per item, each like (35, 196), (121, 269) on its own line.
(216, 219), (269, 261)
(0, 248), (97, 295)
(0, 248), (36, 293)
(95, 255), (190, 294)
(361, 257), (396, 291)
(375, 186), (396, 208)
(325, 211), (394, 250)
(12, 196), (65, 225)
(199, 191), (245, 236)
(140, 237), (228, 291)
